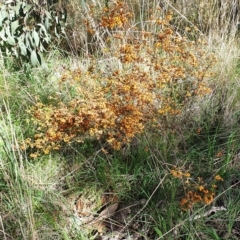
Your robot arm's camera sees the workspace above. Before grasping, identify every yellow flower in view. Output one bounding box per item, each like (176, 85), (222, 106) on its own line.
(171, 169), (182, 178)
(215, 175), (223, 181)
(215, 151), (223, 158)
(180, 197), (188, 207)
(196, 128), (202, 134)
(30, 153), (39, 158)
(203, 193), (215, 205)
(202, 189), (209, 194)
(183, 172), (191, 178)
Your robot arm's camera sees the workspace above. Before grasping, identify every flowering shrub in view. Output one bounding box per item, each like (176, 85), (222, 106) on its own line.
(100, 1), (132, 29)
(171, 168), (223, 210)
(23, 2), (216, 157)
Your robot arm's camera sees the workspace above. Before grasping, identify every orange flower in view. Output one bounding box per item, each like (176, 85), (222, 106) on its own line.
(183, 172), (191, 178)
(170, 169), (183, 178)
(215, 151), (223, 158)
(203, 193), (215, 204)
(196, 128), (202, 134)
(215, 175), (223, 181)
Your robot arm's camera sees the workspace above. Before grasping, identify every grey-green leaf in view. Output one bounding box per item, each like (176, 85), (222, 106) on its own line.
(19, 41), (27, 56)
(27, 31), (35, 48)
(30, 50), (39, 66)
(0, 29), (6, 41)
(54, 26), (60, 38)
(24, 32), (31, 48)
(32, 29), (40, 47)
(39, 42), (46, 52)
(11, 19), (19, 34)
(45, 10), (52, 18)
(0, 9), (8, 22)
(0, 13), (3, 27)
(9, 9), (15, 20)
(0, 10), (8, 27)
(5, 25), (11, 36)
(44, 17), (49, 29)
(15, 2), (22, 15)
(6, 47), (10, 56)
(7, 35), (15, 45)
(12, 46), (18, 57)
(37, 23), (48, 37)
(23, 4), (32, 14)
(37, 52), (47, 68)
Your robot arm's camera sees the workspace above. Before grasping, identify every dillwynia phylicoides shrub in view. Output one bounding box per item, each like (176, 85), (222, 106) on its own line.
(22, 1), (216, 158)
(171, 167), (224, 210)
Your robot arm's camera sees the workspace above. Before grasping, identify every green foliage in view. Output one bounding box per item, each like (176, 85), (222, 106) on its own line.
(0, 0), (66, 66)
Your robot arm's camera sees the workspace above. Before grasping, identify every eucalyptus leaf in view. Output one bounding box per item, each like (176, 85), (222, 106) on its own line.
(21, 1), (26, 8)
(19, 40), (27, 56)
(9, 9), (15, 20)
(24, 32), (30, 48)
(15, 2), (22, 15)
(5, 25), (11, 37)
(54, 26), (60, 38)
(11, 19), (19, 34)
(37, 52), (47, 68)
(55, 16), (59, 24)
(6, 47), (10, 56)
(0, 29), (6, 41)
(37, 23), (48, 37)
(45, 11), (52, 20)
(12, 46), (18, 57)
(5, 0), (14, 4)
(0, 0), (66, 66)
(28, 31), (35, 48)
(32, 29), (40, 47)
(44, 35), (51, 43)
(61, 26), (66, 34)
(7, 35), (15, 45)
(23, 4), (32, 14)
(39, 42), (46, 52)
(0, 9), (8, 22)
(30, 50), (39, 66)
(44, 17), (49, 29)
